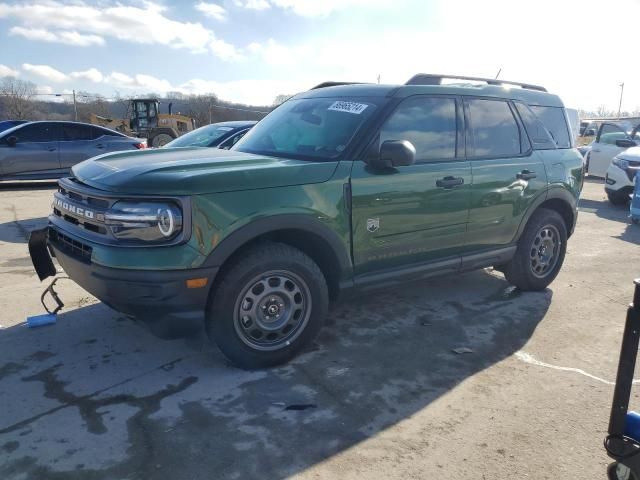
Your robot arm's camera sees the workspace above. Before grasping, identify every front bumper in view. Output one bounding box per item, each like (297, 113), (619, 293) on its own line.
(29, 226), (218, 334)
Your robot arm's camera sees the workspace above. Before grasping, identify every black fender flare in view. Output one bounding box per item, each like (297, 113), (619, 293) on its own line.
(201, 214), (352, 276)
(514, 186), (578, 241)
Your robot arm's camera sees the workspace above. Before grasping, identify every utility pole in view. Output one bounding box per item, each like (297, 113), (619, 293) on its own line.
(495, 68), (502, 79)
(618, 82), (625, 118)
(72, 89), (78, 121)
(377, 74), (381, 84)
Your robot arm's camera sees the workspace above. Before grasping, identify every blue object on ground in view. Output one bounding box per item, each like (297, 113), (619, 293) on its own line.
(631, 171), (640, 224)
(625, 411), (640, 442)
(26, 313), (57, 328)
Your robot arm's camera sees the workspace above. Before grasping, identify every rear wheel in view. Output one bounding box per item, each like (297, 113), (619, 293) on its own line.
(206, 242), (328, 369)
(503, 208), (567, 291)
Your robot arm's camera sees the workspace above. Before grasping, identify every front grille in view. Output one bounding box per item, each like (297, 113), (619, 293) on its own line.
(53, 179), (114, 236)
(49, 228), (92, 262)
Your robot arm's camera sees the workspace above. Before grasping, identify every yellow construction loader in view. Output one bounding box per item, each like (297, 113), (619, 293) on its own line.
(90, 98), (196, 147)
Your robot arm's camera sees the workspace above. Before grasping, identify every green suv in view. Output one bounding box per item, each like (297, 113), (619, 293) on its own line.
(29, 74), (584, 369)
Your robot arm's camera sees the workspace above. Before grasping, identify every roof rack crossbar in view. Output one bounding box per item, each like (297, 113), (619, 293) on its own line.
(405, 74), (547, 92)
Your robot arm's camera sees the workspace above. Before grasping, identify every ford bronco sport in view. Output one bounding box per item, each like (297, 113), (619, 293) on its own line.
(29, 74), (584, 369)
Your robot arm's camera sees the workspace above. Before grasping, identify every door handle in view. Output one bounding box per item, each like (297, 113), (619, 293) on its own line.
(516, 169), (537, 180)
(96, 144), (105, 149)
(47, 147), (56, 152)
(593, 149), (601, 153)
(436, 176), (464, 188)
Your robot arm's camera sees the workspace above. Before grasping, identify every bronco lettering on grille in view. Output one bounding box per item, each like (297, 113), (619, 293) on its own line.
(54, 198), (95, 219)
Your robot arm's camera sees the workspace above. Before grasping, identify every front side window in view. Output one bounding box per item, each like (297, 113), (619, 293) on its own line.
(7, 123), (59, 143)
(234, 97), (379, 160)
(529, 106), (571, 148)
(466, 99), (521, 157)
(598, 123), (628, 145)
(379, 96), (457, 162)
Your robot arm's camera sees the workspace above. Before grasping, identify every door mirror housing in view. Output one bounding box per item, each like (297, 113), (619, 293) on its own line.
(372, 140), (416, 169)
(586, 128), (596, 136)
(615, 139), (636, 148)
(5, 136), (17, 147)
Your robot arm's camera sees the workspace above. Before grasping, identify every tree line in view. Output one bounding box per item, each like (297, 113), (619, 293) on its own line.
(0, 77), (290, 127)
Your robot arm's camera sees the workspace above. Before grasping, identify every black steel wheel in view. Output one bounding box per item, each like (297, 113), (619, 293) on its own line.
(529, 224), (561, 278)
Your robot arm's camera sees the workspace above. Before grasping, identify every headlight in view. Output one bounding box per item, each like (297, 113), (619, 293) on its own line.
(613, 156), (630, 170)
(105, 201), (183, 242)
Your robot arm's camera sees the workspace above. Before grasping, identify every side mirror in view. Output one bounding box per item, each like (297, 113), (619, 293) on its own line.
(6, 136), (17, 147)
(615, 139), (636, 148)
(372, 140), (416, 169)
(586, 129), (596, 136)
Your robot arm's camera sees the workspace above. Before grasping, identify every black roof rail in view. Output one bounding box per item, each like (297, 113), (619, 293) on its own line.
(311, 81), (368, 90)
(405, 74), (547, 92)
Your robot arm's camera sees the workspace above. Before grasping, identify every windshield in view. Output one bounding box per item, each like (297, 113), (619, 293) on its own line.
(233, 97), (378, 160)
(165, 124), (234, 148)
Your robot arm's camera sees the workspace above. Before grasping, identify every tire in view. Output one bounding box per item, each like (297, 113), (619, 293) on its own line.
(205, 242), (328, 369)
(608, 190), (630, 206)
(150, 133), (174, 147)
(503, 208), (567, 291)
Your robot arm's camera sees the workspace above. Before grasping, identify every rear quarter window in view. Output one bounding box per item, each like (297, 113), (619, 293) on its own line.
(529, 106), (571, 148)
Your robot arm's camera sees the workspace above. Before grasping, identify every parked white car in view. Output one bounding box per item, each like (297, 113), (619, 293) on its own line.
(586, 122), (640, 178)
(605, 146), (640, 205)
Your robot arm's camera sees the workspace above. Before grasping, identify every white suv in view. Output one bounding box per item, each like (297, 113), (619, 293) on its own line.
(586, 121), (639, 178)
(605, 146), (640, 205)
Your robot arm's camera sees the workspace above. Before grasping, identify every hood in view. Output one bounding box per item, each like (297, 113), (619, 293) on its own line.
(619, 146), (640, 161)
(72, 147), (339, 195)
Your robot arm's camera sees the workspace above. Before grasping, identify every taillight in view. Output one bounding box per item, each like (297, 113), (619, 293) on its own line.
(134, 142), (146, 149)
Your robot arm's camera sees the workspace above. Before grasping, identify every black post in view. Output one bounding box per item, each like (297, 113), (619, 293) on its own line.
(609, 279), (640, 438)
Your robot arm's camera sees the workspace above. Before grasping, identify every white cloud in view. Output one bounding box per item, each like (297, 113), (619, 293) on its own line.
(209, 38), (245, 62)
(9, 26), (104, 46)
(0, 64), (19, 77)
(195, 2), (227, 21)
(234, 0), (271, 10)
(178, 78), (304, 105)
(105, 71), (173, 93)
(0, 1), (240, 60)
(36, 85), (53, 94)
(70, 68), (104, 83)
(22, 63), (68, 82)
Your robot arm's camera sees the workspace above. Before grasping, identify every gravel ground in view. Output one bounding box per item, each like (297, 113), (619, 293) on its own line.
(0, 177), (638, 480)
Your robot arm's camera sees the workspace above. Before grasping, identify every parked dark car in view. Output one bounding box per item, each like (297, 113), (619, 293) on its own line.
(0, 120), (28, 133)
(163, 121), (256, 149)
(0, 121), (146, 180)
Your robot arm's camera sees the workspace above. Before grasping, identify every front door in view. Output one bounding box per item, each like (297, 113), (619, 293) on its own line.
(0, 122), (61, 178)
(350, 95), (471, 276)
(463, 98), (548, 251)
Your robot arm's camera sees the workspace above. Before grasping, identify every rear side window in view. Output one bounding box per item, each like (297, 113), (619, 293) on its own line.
(514, 102), (556, 150)
(380, 96), (457, 162)
(465, 99), (521, 157)
(90, 126), (122, 139)
(10, 123), (59, 142)
(529, 106), (571, 148)
(62, 123), (92, 141)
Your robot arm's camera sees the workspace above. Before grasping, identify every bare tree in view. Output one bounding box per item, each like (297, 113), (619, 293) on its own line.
(0, 77), (37, 119)
(273, 94), (293, 106)
(74, 91), (111, 123)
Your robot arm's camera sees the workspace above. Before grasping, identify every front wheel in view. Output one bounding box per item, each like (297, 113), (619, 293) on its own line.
(608, 190), (630, 206)
(503, 208), (567, 291)
(206, 242), (328, 369)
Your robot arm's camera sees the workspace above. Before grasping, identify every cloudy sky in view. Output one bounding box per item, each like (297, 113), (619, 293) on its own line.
(1, 0), (639, 109)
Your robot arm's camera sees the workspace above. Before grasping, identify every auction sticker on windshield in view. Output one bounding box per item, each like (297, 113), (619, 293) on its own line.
(328, 101), (368, 115)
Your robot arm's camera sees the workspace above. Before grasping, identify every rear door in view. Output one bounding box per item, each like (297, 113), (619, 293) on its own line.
(464, 98), (548, 252)
(58, 123), (97, 170)
(350, 95), (472, 276)
(589, 123), (633, 177)
(0, 123), (61, 178)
